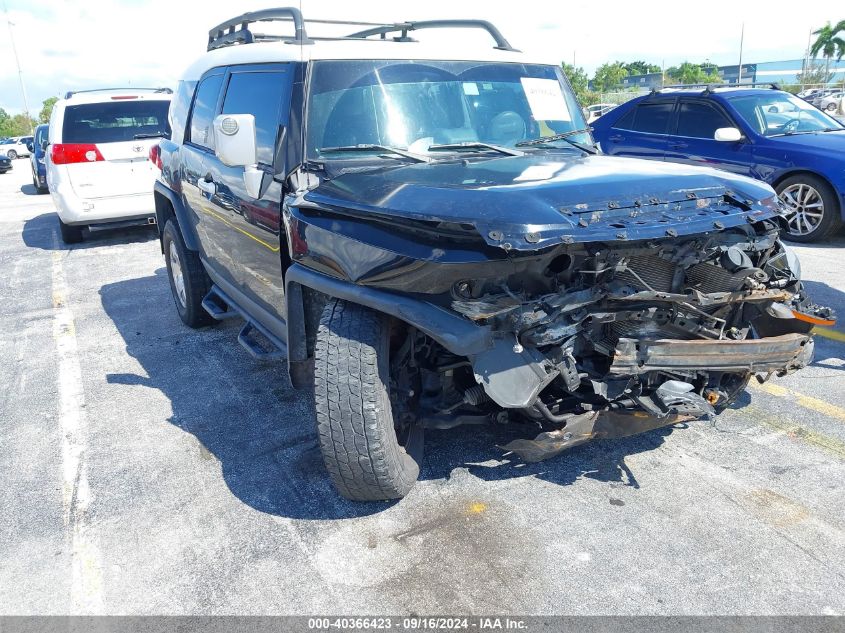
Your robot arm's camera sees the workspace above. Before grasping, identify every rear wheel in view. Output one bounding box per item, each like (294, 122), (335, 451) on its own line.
(58, 217), (83, 244)
(314, 299), (422, 501)
(33, 175), (47, 194)
(776, 174), (841, 243)
(162, 219), (213, 328)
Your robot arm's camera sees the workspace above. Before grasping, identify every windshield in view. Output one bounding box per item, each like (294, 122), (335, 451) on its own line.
(62, 100), (171, 144)
(728, 92), (843, 137)
(305, 60), (588, 158)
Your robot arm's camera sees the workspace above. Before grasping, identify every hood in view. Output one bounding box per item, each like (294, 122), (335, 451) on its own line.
(768, 130), (845, 155)
(304, 154), (778, 251)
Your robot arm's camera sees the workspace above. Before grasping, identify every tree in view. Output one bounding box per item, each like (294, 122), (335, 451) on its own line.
(593, 61), (629, 92)
(796, 60), (833, 86)
(0, 113), (36, 137)
(666, 62), (722, 85)
(810, 21), (845, 84)
(39, 97), (59, 124)
(624, 61), (661, 76)
(561, 62), (590, 100)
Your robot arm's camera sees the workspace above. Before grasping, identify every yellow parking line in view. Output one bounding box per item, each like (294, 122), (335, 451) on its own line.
(752, 381), (845, 424)
(813, 327), (845, 344)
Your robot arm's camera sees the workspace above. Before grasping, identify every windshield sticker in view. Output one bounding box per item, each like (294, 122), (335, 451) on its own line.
(520, 78), (571, 121)
(462, 82), (480, 96)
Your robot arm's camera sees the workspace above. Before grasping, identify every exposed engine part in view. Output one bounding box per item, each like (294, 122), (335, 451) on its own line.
(463, 385), (489, 406)
(615, 255), (677, 292)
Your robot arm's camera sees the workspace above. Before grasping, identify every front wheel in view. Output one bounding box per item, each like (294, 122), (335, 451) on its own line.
(6, 150), (17, 160)
(825, 102), (837, 112)
(776, 174), (841, 243)
(314, 299), (422, 501)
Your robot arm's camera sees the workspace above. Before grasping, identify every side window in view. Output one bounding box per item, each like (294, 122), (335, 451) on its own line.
(170, 80), (197, 145)
(221, 69), (289, 166)
(188, 74), (224, 150)
(613, 108), (636, 130)
(629, 102), (674, 134)
(676, 101), (733, 138)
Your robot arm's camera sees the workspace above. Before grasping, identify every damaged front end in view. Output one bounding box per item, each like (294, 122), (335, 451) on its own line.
(448, 220), (829, 460)
(287, 158), (833, 462)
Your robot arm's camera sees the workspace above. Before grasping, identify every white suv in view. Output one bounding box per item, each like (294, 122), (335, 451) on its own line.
(46, 87), (172, 243)
(0, 135), (34, 159)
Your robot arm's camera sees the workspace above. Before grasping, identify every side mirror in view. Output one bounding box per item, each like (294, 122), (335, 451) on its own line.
(26, 143), (34, 152)
(714, 127), (742, 142)
(41, 139), (49, 151)
(213, 113), (264, 199)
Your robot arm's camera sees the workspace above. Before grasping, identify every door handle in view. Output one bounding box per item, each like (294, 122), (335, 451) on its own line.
(197, 177), (216, 195)
(608, 135), (624, 142)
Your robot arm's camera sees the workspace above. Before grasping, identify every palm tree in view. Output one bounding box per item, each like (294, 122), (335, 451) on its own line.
(810, 21), (845, 85)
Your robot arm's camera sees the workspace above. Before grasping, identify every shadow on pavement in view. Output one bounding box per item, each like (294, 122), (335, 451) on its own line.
(99, 269), (679, 520)
(20, 182), (43, 196)
(22, 212), (157, 250)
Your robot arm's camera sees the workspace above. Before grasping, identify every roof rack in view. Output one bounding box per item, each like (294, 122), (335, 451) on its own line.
(64, 87), (172, 99)
(650, 82), (781, 95)
(207, 9), (519, 52)
(347, 20), (519, 51)
(208, 8), (313, 50)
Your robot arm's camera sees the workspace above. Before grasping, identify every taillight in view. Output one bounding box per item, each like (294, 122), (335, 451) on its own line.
(51, 144), (104, 165)
(149, 145), (162, 169)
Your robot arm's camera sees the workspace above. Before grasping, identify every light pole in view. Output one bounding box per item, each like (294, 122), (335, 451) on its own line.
(2, 0), (34, 134)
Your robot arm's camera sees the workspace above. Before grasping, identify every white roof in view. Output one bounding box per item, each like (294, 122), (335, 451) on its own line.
(181, 38), (557, 82)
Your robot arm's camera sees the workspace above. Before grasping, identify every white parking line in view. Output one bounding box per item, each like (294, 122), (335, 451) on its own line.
(51, 237), (104, 613)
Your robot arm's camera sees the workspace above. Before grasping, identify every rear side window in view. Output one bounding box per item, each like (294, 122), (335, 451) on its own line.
(615, 101), (674, 134)
(676, 101), (733, 138)
(169, 80), (197, 145)
(221, 70), (288, 166)
(189, 74), (224, 150)
(35, 127), (47, 146)
(62, 101), (170, 144)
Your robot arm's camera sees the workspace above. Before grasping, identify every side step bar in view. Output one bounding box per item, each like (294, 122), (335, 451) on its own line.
(202, 286), (287, 361)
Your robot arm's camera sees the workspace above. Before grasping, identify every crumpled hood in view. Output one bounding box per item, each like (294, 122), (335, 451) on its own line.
(304, 154), (778, 250)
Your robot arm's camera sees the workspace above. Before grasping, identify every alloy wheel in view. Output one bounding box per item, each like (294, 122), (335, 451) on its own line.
(779, 183), (824, 237)
(169, 241), (187, 308)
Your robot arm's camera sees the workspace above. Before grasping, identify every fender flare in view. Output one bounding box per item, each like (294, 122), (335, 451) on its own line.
(153, 181), (201, 251)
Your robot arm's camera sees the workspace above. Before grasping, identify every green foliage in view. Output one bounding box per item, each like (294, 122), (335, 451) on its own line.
(39, 97), (59, 124)
(796, 60), (833, 85)
(623, 61), (661, 76)
(0, 110), (36, 137)
(666, 62), (722, 85)
(593, 61), (629, 91)
(811, 21), (845, 62)
(561, 62), (592, 103)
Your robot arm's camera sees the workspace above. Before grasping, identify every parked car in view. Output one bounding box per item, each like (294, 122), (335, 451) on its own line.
(586, 103), (617, 123)
(591, 86), (845, 242)
(810, 89), (840, 108)
(30, 124), (49, 194)
(155, 9), (827, 501)
(0, 135), (34, 159)
(0, 154), (11, 174)
(819, 92), (844, 113)
(46, 87), (173, 243)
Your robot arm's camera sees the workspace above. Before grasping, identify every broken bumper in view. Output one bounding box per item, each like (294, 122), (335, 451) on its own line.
(609, 333), (812, 375)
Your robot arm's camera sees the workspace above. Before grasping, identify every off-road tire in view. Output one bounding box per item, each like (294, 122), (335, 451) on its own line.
(58, 217), (83, 244)
(162, 219), (214, 328)
(776, 174), (841, 243)
(314, 299), (420, 501)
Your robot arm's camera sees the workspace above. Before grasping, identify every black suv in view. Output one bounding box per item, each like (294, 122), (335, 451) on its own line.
(154, 9), (830, 501)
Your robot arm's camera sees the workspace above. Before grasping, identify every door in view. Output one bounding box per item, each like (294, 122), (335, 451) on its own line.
(180, 71), (226, 275)
(663, 99), (754, 176)
(59, 99), (170, 198)
(600, 99), (675, 160)
(195, 64), (294, 331)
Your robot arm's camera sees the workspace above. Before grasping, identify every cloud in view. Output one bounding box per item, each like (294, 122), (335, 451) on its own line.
(0, 0), (840, 114)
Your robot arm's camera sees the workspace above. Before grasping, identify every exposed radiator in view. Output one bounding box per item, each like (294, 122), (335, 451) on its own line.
(686, 262), (747, 293)
(615, 255), (677, 292)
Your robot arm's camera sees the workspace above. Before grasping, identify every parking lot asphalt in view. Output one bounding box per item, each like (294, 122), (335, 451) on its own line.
(0, 162), (843, 616)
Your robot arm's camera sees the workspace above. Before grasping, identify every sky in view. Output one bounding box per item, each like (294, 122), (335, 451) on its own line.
(0, 0), (840, 116)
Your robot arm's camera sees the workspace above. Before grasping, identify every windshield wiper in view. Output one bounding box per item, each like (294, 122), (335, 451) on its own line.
(133, 132), (168, 139)
(427, 142), (523, 157)
(515, 128), (598, 154)
(319, 144), (430, 163)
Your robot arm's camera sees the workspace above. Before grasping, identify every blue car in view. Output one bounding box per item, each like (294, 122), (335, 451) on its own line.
(591, 86), (845, 242)
(30, 123), (49, 194)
